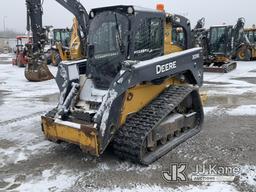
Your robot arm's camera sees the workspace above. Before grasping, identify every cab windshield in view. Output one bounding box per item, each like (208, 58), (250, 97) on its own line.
(247, 31), (256, 44)
(209, 27), (231, 54)
(88, 11), (128, 59)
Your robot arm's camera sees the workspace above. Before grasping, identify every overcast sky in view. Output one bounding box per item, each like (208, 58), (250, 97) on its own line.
(0, 0), (255, 33)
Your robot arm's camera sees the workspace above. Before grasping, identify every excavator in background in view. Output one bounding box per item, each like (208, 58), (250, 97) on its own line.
(238, 26), (256, 60)
(192, 17), (209, 61)
(41, 3), (204, 164)
(51, 18), (83, 66)
(25, 0), (54, 81)
(194, 18), (248, 73)
(25, 0), (88, 81)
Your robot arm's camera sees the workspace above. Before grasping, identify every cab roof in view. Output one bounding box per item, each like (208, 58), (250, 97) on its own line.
(90, 5), (164, 18)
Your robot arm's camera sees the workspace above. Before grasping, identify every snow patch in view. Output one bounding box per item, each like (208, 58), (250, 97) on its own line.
(203, 61), (256, 96)
(14, 152), (28, 163)
(17, 168), (78, 192)
(204, 106), (218, 115)
(227, 105), (256, 116)
(239, 165), (256, 187)
(94, 183), (238, 192)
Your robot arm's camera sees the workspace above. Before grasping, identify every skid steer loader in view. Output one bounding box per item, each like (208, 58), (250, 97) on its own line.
(41, 4), (204, 165)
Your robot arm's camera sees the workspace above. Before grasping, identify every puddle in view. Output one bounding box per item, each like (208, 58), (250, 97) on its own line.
(38, 93), (59, 103)
(0, 139), (16, 149)
(232, 77), (256, 84)
(206, 93), (256, 107)
(204, 81), (231, 85)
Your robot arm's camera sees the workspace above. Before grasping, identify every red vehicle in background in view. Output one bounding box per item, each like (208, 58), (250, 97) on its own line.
(12, 36), (32, 67)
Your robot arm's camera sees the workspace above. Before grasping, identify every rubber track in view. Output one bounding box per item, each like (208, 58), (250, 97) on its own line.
(0, 111), (47, 126)
(223, 62), (237, 73)
(112, 85), (197, 164)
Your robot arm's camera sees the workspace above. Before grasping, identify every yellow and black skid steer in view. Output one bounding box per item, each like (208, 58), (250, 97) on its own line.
(42, 4), (204, 164)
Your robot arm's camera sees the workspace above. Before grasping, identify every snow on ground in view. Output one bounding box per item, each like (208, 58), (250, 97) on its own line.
(204, 61), (256, 83)
(97, 161), (162, 173)
(0, 64), (58, 99)
(204, 106), (219, 115)
(0, 116), (53, 168)
(227, 105), (256, 116)
(0, 64), (58, 167)
(204, 61), (256, 96)
(1, 166), (79, 192)
(0, 53), (14, 64)
(0, 61), (256, 191)
(0, 64), (58, 122)
(239, 165), (256, 187)
(94, 183), (238, 192)
(17, 168), (78, 192)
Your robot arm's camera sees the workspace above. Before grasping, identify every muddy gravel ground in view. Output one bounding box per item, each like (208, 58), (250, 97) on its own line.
(0, 62), (256, 192)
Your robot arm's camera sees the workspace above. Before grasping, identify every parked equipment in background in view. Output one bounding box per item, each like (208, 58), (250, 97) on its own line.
(51, 28), (71, 66)
(192, 18), (209, 61)
(42, 4), (204, 165)
(12, 36), (32, 67)
(199, 18), (249, 73)
(51, 18), (83, 66)
(239, 26), (256, 60)
(25, 0), (54, 81)
(25, 0), (88, 81)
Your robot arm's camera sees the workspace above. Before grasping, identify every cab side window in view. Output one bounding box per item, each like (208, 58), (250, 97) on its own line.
(134, 18), (163, 60)
(172, 27), (185, 48)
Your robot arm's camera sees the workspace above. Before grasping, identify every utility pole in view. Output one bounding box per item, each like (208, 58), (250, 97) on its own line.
(3, 16), (7, 32)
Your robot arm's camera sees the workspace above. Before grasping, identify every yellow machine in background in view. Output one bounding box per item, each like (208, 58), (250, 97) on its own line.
(240, 27), (256, 60)
(52, 18), (83, 65)
(69, 18), (83, 60)
(165, 21), (185, 54)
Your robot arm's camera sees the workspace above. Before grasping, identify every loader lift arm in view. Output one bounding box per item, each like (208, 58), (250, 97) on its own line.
(25, 0), (89, 82)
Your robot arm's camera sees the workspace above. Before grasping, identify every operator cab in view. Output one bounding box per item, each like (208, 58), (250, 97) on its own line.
(245, 29), (256, 44)
(53, 29), (71, 48)
(87, 5), (165, 88)
(209, 25), (233, 57)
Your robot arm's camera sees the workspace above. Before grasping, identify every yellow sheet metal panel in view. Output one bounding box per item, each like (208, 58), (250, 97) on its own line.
(120, 78), (181, 125)
(70, 18), (83, 60)
(252, 48), (256, 58)
(215, 55), (229, 63)
(164, 19), (184, 55)
(42, 116), (99, 156)
(164, 20), (173, 55)
(200, 91), (208, 105)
